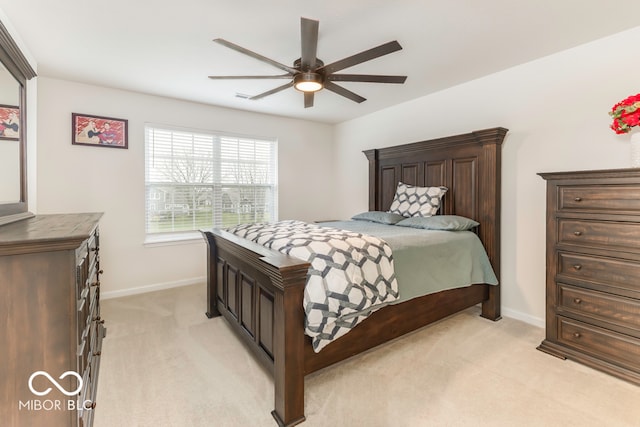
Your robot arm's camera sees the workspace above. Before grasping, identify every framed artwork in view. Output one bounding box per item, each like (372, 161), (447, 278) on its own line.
(0, 104), (20, 141)
(72, 113), (128, 149)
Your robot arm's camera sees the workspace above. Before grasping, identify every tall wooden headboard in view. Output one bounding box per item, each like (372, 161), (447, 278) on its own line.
(363, 127), (508, 284)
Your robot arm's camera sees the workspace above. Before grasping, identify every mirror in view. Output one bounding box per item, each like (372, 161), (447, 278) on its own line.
(0, 20), (36, 226)
(0, 61), (20, 203)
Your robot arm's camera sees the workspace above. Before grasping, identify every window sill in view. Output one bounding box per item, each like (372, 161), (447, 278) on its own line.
(144, 231), (205, 247)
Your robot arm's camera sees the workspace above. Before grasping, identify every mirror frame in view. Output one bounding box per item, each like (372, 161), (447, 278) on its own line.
(0, 20), (36, 225)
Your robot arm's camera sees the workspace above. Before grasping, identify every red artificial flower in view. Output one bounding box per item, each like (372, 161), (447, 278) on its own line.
(609, 93), (640, 134)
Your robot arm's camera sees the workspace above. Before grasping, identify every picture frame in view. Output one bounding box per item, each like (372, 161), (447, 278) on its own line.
(72, 113), (128, 149)
(0, 104), (20, 141)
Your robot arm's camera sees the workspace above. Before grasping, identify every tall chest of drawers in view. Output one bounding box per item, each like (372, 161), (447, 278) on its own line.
(538, 169), (640, 385)
(0, 213), (105, 426)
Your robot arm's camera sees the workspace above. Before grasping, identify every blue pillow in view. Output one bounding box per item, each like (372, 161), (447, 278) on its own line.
(351, 211), (406, 225)
(396, 215), (479, 231)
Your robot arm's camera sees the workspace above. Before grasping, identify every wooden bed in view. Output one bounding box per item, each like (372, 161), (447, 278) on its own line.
(201, 127), (508, 426)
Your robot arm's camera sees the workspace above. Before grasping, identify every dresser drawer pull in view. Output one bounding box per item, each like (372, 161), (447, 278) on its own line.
(573, 332), (581, 338)
(573, 298), (582, 304)
(93, 351), (102, 356)
(77, 297), (86, 312)
(573, 231), (582, 236)
(84, 400), (97, 410)
(574, 197), (582, 202)
(573, 264), (582, 271)
(98, 269), (104, 275)
(77, 340), (86, 357)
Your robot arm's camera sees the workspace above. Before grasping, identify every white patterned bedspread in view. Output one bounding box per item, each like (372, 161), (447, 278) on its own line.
(226, 220), (399, 352)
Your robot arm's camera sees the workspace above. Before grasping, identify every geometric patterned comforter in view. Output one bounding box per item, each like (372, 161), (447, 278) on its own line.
(226, 220), (399, 352)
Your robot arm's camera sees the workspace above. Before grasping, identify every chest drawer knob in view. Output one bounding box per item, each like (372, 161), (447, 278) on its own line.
(84, 400), (97, 410)
(93, 350), (102, 356)
(574, 197), (582, 202)
(573, 298), (582, 304)
(573, 264), (582, 271)
(573, 231), (582, 236)
(573, 332), (581, 338)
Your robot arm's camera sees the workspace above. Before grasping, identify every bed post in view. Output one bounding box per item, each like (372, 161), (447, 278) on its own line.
(363, 148), (379, 212)
(270, 268), (307, 427)
(472, 128), (506, 321)
(201, 231), (221, 318)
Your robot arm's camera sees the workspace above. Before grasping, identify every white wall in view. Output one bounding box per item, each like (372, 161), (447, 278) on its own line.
(332, 26), (640, 327)
(36, 77), (334, 297)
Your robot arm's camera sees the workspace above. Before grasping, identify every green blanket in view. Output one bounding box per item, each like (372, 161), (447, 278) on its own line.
(320, 220), (498, 303)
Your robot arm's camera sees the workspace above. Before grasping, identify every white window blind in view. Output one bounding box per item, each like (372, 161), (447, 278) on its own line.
(145, 125), (278, 238)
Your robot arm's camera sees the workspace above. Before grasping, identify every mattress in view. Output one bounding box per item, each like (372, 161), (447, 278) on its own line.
(319, 220), (498, 303)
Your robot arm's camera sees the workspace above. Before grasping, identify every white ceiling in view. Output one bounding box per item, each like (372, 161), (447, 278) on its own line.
(2, 1), (640, 124)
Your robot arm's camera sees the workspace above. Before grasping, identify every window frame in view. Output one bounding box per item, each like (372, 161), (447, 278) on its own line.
(144, 123), (278, 244)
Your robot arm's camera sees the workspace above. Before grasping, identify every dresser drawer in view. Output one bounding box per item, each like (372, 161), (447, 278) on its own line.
(558, 219), (640, 252)
(558, 252), (640, 294)
(558, 317), (640, 370)
(559, 184), (640, 212)
(558, 284), (640, 331)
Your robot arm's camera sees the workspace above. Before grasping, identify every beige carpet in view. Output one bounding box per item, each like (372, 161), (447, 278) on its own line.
(94, 284), (640, 427)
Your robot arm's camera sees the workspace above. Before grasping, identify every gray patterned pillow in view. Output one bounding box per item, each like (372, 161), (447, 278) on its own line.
(388, 182), (448, 217)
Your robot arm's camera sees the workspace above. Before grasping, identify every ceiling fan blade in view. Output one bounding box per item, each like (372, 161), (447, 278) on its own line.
(328, 74), (407, 84)
(213, 38), (298, 75)
(318, 40), (403, 75)
(300, 17), (319, 70)
(304, 92), (314, 108)
(249, 81), (294, 100)
(324, 81), (366, 103)
(208, 74), (292, 80)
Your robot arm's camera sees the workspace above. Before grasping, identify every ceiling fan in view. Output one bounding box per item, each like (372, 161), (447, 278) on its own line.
(208, 17), (407, 108)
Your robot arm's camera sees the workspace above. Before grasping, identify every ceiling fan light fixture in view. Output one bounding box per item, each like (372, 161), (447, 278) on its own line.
(293, 72), (323, 92)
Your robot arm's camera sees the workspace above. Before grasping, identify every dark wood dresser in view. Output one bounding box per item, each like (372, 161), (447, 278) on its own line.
(0, 213), (105, 426)
(538, 169), (640, 385)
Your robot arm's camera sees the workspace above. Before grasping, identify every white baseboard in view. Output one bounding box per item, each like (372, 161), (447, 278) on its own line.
(502, 307), (545, 329)
(101, 276), (206, 300)
(102, 280), (547, 330)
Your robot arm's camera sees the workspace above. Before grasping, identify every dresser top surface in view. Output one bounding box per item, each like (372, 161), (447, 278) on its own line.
(539, 168), (640, 181)
(0, 213), (103, 250)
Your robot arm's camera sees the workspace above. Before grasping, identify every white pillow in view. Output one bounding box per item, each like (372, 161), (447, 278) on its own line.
(388, 182), (448, 217)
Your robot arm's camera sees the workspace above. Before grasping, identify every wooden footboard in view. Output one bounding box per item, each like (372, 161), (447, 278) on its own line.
(202, 229), (309, 426)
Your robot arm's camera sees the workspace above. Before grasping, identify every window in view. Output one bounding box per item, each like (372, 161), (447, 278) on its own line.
(145, 125), (278, 240)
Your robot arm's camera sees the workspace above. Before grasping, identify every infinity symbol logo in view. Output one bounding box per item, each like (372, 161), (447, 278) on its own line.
(28, 371), (83, 396)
